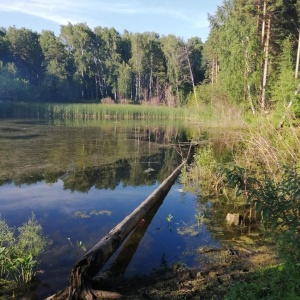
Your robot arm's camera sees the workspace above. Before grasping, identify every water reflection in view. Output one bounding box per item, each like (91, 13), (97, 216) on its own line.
(0, 119), (189, 189)
(0, 119), (219, 299)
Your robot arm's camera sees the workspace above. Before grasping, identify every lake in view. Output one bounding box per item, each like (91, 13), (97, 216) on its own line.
(0, 119), (220, 298)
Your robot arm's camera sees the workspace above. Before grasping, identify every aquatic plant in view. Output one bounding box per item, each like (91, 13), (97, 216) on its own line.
(67, 238), (87, 254)
(195, 213), (204, 227)
(166, 214), (173, 232)
(166, 214), (173, 223)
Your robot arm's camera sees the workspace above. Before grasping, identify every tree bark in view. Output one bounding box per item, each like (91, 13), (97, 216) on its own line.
(295, 30), (300, 79)
(184, 44), (198, 107)
(245, 37), (256, 114)
(211, 57), (215, 85)
(261, 13), (271, 112)
(261, 0), (267, 46)
(46, 160), (187, 300)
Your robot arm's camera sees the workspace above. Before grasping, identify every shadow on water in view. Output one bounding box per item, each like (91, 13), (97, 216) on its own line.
(0, 127), (24, 132)
(104, 189), (170, 278)
(0, 134), (42, 140)
(13, 119), (48, 125)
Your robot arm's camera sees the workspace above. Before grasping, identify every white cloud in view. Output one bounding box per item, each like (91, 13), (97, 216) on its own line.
(0, 0), (81, 24)
(0, 0), (207, 27)
(0, 0), (213, 39)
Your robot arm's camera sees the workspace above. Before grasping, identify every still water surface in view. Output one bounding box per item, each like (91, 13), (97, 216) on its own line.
(0, 119), (219, 298)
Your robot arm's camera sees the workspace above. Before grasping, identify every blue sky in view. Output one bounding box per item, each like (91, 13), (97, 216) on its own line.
(0, 0), (223, 41)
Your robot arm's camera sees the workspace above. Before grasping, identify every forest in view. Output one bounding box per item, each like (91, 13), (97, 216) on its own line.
(2, 0), (300, 299)
(0, 23), (204, 106)
(0, 0), (299, 116)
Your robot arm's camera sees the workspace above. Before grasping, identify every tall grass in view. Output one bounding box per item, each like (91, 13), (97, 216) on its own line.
(233, 117), (300, 177)
(0, 102), (199, 121)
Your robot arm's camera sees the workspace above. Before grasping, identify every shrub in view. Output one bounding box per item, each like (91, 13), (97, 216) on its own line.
(224, 165), (300, 298)
(0, 213), (46, 286)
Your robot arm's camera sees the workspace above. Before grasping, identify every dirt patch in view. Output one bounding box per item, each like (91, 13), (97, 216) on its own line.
(94, 242), (279, 299)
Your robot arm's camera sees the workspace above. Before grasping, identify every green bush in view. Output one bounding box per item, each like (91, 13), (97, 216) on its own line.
(180, 144), (224, 196)
(0, 213), (46, 286)
(224, 165), (300, 299)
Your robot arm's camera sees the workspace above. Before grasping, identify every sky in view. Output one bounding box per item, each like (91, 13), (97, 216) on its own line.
(0, 0), (223, 41)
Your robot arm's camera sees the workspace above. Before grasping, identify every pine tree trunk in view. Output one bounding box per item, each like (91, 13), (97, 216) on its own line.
(211, 57), (215, 85)
(256, 0), (261, 36)
(295, 30), (300, 79)
(215, 57), (219, 84)
(149, 54), (153, 100)
(261, 13), (271, 112)
(261, 0), (267, 45)
(184, 44), (198, 107)
(95, 76), (98, 99)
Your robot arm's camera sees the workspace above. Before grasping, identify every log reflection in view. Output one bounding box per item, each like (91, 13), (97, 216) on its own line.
(108, 190), (169, 277)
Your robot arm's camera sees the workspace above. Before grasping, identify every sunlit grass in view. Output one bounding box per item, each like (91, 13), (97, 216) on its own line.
(0, 102), (200, 121)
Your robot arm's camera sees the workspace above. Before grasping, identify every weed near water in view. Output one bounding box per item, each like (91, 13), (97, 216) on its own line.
(0, 213), (46, 287)
(223, 164), (300, 299)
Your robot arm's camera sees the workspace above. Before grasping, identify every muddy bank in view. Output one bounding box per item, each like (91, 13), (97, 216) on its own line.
(94, 240), (279, 299)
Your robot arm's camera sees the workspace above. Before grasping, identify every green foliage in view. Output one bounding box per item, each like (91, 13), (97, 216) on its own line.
(271, 37), (298, 116)
(166, 214), (173, 232)
(6, 26), (44, 86)
(248, 166), (300, 235)
(166, 214), (173, 223)
(180, 144), (224, 196)
(0, 213), (46, 286)
(187, 84), (213, 106)
(205, 0), (300, 114)
(15, 213), (45, 258)
(227, 263), (300, 299)
(225, 164), (300, 237)
(224, 165), (300, 299)
(205, 0), (259, 106)
(67, 238), (87, 255)
(0, 61), (30, 102)
(0, 24), (204, 105)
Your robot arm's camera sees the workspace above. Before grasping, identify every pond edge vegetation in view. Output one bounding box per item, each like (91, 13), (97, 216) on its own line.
(1, 0), (300, 297)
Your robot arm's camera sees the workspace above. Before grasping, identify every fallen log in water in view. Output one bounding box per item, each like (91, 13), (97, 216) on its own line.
(47, 159), (187, 300)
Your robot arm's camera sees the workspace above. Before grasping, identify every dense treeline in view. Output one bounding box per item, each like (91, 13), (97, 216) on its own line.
(0, 24), (204, 105)
(1, 0), (300, 114)
(204, 0), (300, 115)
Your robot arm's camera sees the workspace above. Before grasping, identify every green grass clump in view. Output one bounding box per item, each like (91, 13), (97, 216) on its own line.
(0, 213), (46, 287)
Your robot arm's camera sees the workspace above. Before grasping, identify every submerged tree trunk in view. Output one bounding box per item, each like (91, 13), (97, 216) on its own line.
(47, 160), (187, 300)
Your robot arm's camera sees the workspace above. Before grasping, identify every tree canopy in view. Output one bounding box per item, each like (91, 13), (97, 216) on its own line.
(0, 24), (204, 105)
(1, 1), (300, 114)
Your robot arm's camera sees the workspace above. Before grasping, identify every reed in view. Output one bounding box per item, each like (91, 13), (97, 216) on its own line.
(0, 102), (200, 121)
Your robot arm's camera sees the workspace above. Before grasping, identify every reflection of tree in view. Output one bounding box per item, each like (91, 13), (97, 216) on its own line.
(14, 173), (45, 186)
(62, 147), (181, 192)
(0, 121), (190, 190)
